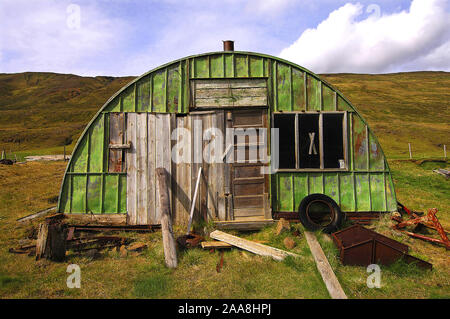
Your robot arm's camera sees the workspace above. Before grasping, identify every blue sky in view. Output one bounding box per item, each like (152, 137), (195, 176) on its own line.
(0, 0), (448, 76)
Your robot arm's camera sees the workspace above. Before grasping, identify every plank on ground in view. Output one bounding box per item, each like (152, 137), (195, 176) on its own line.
(209, 230), (299, 261)
(304, 231), (347, 299)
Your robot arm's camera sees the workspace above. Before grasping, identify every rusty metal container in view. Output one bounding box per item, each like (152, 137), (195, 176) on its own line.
(332, 225), (432, 270)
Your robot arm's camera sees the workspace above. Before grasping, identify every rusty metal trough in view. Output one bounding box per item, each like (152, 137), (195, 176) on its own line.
(332, 225), (432, 270)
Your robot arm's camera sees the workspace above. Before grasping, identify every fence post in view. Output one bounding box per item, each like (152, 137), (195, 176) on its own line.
(444, 145), (447, 160)
(408, 143), (412, 159)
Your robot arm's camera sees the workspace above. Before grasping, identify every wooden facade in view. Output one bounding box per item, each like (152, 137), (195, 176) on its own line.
(57, 51), (397, 227)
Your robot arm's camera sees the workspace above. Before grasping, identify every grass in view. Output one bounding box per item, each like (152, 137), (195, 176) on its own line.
(3, 158), (447, 299)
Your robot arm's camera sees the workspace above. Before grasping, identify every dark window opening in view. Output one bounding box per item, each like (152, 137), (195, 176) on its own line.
(323, 113), (344, 168)
(298, 114), (320, 168)
(273, 114), (296, 169)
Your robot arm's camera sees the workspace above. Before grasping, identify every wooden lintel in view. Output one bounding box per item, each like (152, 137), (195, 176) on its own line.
(64, 214), (127, 226)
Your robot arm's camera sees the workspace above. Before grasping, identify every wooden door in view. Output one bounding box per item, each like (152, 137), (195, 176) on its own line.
(229, 108), (270, 221)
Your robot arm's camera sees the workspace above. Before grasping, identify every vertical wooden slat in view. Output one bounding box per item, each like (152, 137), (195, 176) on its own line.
(147, 114), (156, 223)
(126, 113), (137, 224)
(136, 113), (147, 224)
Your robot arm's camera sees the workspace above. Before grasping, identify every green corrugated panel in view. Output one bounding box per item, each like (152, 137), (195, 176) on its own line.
(293, 174), (308, 211)
(339, 173), (355, 211)
(71, 175), (87, 213)
(276, 63), (291, 111)
(103, 174), (119, 213)
(210, 54), (224, 78)
(167, 65), (180, 113)
(323, 173), (339, 204)
(386, 173), (397, 211)
(278, 174), (293, 211)
(337, 96), (352, 111)
(370, 173), (385, 211)
(308, 173), (323, 194)
(137, 76), (151, 112)
(152, 70), (166, 112)
(249, 56), (263, 77)
(306, 74), (320, 111)
(322, 84), (335, 111)
(352, 115), (368, 171)
(292, 68), (305, 111)
(107, 97), (121, 112)
(87, 175), (102, 213)
(119, 174), (127, 213)
(224, 54), (234, 78)
(194, 56), (209, 78)
(369, 131), (384, 171)
(71, 137), (88, 172)
(355, 173), (370, 211)
(122, 86), (135, 112)
(235, 54), (248, 78)
(60, 176), (71, 213)
(88, 116), (104, 172)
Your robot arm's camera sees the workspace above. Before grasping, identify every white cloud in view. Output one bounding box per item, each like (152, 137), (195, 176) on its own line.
(279, 0), (450, 73)
(0, 0), (128, 75)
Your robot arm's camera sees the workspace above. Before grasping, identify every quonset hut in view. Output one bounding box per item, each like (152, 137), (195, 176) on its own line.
(57, 41), (396, 232)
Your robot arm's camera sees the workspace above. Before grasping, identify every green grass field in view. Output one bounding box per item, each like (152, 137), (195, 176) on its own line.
(0, 71), (448, 299)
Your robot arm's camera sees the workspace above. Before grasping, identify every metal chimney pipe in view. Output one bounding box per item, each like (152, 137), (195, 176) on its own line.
(223, 40), (234, 51)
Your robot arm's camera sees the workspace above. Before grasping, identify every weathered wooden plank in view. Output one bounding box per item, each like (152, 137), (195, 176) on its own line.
(147, 114), (156, 223)
(196, 87), (266, 99)
(210, 230), (299, 261)
(201, 241), (233, 249)
(108, 113), (125, 173)
(276, 63), (291, 111)
(109, 144), (131, 149)
(126, 113), (137, 224)
(156, 168), (178, 268)
(353, 115), (368, 171)
(35, 222), (49, 260)
(136, 113), (148, 224)
(305, 231), (347, 299)
(195, 96), (267, 108)
(195, 78), (266, 89)
(17, 207), (57, 223)
(64, 213), (127, 225)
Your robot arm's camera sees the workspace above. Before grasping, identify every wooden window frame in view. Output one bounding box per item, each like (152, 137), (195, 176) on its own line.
(272, 111), (348, 172)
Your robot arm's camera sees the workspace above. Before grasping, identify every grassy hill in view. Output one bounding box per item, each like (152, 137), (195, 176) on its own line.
(0, 72), (134, 156)
(0, 71), (448, 159)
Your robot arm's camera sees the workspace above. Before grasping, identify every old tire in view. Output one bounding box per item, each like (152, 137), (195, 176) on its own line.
(298, 194), (343, 233)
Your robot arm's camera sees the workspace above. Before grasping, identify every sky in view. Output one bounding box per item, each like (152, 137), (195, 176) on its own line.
(0, 0), (449, 76)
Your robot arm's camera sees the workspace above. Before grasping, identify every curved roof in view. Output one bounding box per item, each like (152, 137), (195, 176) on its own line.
(57, 51), (395, 213)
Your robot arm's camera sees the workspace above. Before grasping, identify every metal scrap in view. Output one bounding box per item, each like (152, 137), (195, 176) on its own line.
(392, 207), (450, 250)
(332, 225), (432, 270)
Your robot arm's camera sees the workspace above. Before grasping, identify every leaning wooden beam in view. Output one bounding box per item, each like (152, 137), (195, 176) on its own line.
(210, 230), (299, 261)
(17, 206), (57, 223)
(304, 231), (347, 299)
(156, 167), (178, 268)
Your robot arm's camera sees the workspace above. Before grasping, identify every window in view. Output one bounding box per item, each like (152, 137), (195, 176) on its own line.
(273, 112), (346, 170)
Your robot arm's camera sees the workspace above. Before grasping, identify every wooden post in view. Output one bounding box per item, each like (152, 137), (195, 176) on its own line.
(156, 167), (177, 268)
(408, 143), (412, 159)
(187, 167), (202, 235)
(36, 223), (49, 260)
(1, 150), (4, 160)
(444, 145), (447, 160)
(36, 220), (66, 262)
(64, 146), (66, 161)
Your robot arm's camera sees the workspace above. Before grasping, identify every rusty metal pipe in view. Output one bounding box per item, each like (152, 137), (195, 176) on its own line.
(223, 40), (234, 51)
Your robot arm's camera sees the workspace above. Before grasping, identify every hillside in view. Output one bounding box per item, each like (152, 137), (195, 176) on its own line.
(0, 71), (448, 159)
(0, 72), (134, 152)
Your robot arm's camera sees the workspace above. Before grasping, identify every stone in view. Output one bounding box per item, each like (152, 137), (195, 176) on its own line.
(283, 237), (296, 250)
(119, 245), (127, 258)
(275, 218), (290, 236)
